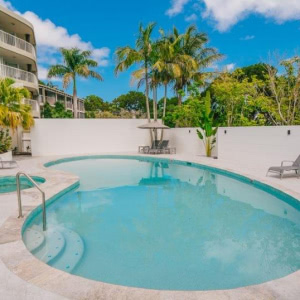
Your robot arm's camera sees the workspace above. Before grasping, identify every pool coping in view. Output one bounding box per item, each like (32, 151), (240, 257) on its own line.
(1, 153), (300, 300)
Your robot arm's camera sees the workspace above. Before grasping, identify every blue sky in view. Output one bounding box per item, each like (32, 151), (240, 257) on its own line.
(2, 0), (300, 101)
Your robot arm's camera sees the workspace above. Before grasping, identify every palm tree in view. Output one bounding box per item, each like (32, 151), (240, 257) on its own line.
(48, 48), (103, 118)
(172, 25), (223, 105)
(0, 78), (34, 131)
(115, 23), (156, 126)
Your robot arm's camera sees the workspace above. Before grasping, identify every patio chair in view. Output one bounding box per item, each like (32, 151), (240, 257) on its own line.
(0, 157), (18, 169)
(266, 155), (300, 179)
(149, 140), (169, 154)
(138, 140), (160, 154)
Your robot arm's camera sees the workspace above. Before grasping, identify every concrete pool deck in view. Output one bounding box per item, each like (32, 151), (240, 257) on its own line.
(0, 153), (300, 300)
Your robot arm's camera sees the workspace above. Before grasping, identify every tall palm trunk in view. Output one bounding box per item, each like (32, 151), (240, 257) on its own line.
(160, 83), (167, 140)
(178, 92), (182, 106)
(145, 65), (153, 142)
(153, 85), (158, 142)
(73, 75), (78, 118)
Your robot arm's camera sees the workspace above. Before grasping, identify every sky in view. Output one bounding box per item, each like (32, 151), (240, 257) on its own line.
(1, 0), (300, 101)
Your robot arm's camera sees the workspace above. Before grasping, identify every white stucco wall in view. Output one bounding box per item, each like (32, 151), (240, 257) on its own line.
(217, 126), (300, 166)
(30, 119), (152, 156)
(30, 120), (300, 166)
(30, 120), (211, 157)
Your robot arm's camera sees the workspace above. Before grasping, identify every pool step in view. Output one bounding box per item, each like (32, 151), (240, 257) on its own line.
(23, 227), (45, 252)
(32, 225), (65, 264)
(24, 225), (84, 273)
(50, 228), (84, 272)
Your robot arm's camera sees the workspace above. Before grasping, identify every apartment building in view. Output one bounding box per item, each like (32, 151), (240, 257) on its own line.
(39, 84), (85, 119)
(0, 5), (85, 119)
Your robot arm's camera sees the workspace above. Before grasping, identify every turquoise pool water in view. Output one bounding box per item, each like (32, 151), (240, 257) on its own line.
(23, 156), (300, 290)
(0, 176), (45, 193)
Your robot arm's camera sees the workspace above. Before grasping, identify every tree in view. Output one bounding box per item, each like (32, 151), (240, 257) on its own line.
(112, 91), (147, 112)
(210, 69), (273, 126)
(115, 23), (156, 140)
(84, 95), (105, 112)
(172, 25), (223, 105)
(0, 78), (34, 131)
(240, 63), (270, 81)
(266, 56), (300, 125)
(48, 48), (103, 118)
(164, 83), (205, 128)
(41, 101), (73, 118)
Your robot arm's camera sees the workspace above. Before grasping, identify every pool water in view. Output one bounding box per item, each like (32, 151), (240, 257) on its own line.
(0, 176), (45, 193)
(23, 157), (300, 290)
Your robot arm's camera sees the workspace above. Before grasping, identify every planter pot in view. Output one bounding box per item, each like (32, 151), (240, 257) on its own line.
(0, 151), (13, 161)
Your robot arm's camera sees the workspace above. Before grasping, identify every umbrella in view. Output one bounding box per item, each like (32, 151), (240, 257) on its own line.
(138, 121), (170, 130)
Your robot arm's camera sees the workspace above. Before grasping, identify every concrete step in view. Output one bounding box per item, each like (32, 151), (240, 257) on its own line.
(50, 227), (84, 273)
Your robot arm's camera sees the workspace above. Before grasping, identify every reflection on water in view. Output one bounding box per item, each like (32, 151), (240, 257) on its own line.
(30, 158), (300, 290)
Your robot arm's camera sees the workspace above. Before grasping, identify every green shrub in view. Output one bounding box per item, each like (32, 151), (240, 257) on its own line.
(0, 129), (12, 154)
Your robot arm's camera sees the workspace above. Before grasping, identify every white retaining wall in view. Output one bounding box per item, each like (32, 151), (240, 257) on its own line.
(217, 126), (300, 166)
(30, 120), (210, 157)
(30, 120), (300, 167)
(30, 119), (151, 156)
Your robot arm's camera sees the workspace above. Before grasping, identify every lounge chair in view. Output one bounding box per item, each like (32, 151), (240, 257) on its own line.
(266, 155), (300, 179)
(138, 140), (160, 154)
(0, 157), (18, 169)
(149, 140), (169, 154)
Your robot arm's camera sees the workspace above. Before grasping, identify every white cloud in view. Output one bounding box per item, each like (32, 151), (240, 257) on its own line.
(241, 35), (255, 41)
(22, 11), (110, 66)
(0, 0), (13, 10)
(200, 0), (300, 31)
(166, 0), (190, 17)
(37, 65), (49, 80)
(185, 13), (198, 22)
(225, 63), (235, 71)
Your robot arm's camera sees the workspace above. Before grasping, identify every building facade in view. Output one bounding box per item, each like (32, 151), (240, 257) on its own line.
(0, 5), (85, 119)
(39, 84), (85, 119)
(0, 5), (38, 96)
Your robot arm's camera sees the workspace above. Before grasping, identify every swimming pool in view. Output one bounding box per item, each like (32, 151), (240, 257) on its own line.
(0, 176), (45, 193)
(22, 156), (300, 291)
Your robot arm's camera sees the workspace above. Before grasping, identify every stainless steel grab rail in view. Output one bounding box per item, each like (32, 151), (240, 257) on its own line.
(16, 172), (46, 231)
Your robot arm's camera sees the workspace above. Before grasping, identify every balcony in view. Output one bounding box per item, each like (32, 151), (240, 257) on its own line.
(0, 64), (38, 86)
(22, 98), (40, 118)
(78, 101), (85, 112)
(66, 101), (73, 110)
(45, 96), (56, 106)
(0, 30), (36, 58)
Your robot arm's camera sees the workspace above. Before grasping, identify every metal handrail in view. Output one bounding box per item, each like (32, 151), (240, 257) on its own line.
(16, 172), (46, 231)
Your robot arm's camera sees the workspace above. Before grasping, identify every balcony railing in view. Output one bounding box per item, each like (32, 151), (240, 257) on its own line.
(0, 30), (36, 57)
(0, 64), (38, 85)
(45, 96), (56, 106)
(22, 98), (40, 117)
(66, 101), (73, 109)
(78, 101), (85, 111)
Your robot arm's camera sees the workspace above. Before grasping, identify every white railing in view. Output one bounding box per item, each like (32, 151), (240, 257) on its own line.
(66, 101), (73, 109)
(78, 101), (85, 111)
(0, 30), (36, 57)
(22, 98), (39, 111)
(0, 64), (38, 85)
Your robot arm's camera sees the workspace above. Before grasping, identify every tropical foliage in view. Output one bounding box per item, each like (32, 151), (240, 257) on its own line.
(48, 48), (103, 118)
(0, 128), (12, 154)
(42, 101), (73, 118)
(196, 92), (218, 157)
(0, 78), (34, 131)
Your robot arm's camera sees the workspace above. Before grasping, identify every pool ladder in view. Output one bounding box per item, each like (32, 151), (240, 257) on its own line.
(16, 172), (47, 231)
